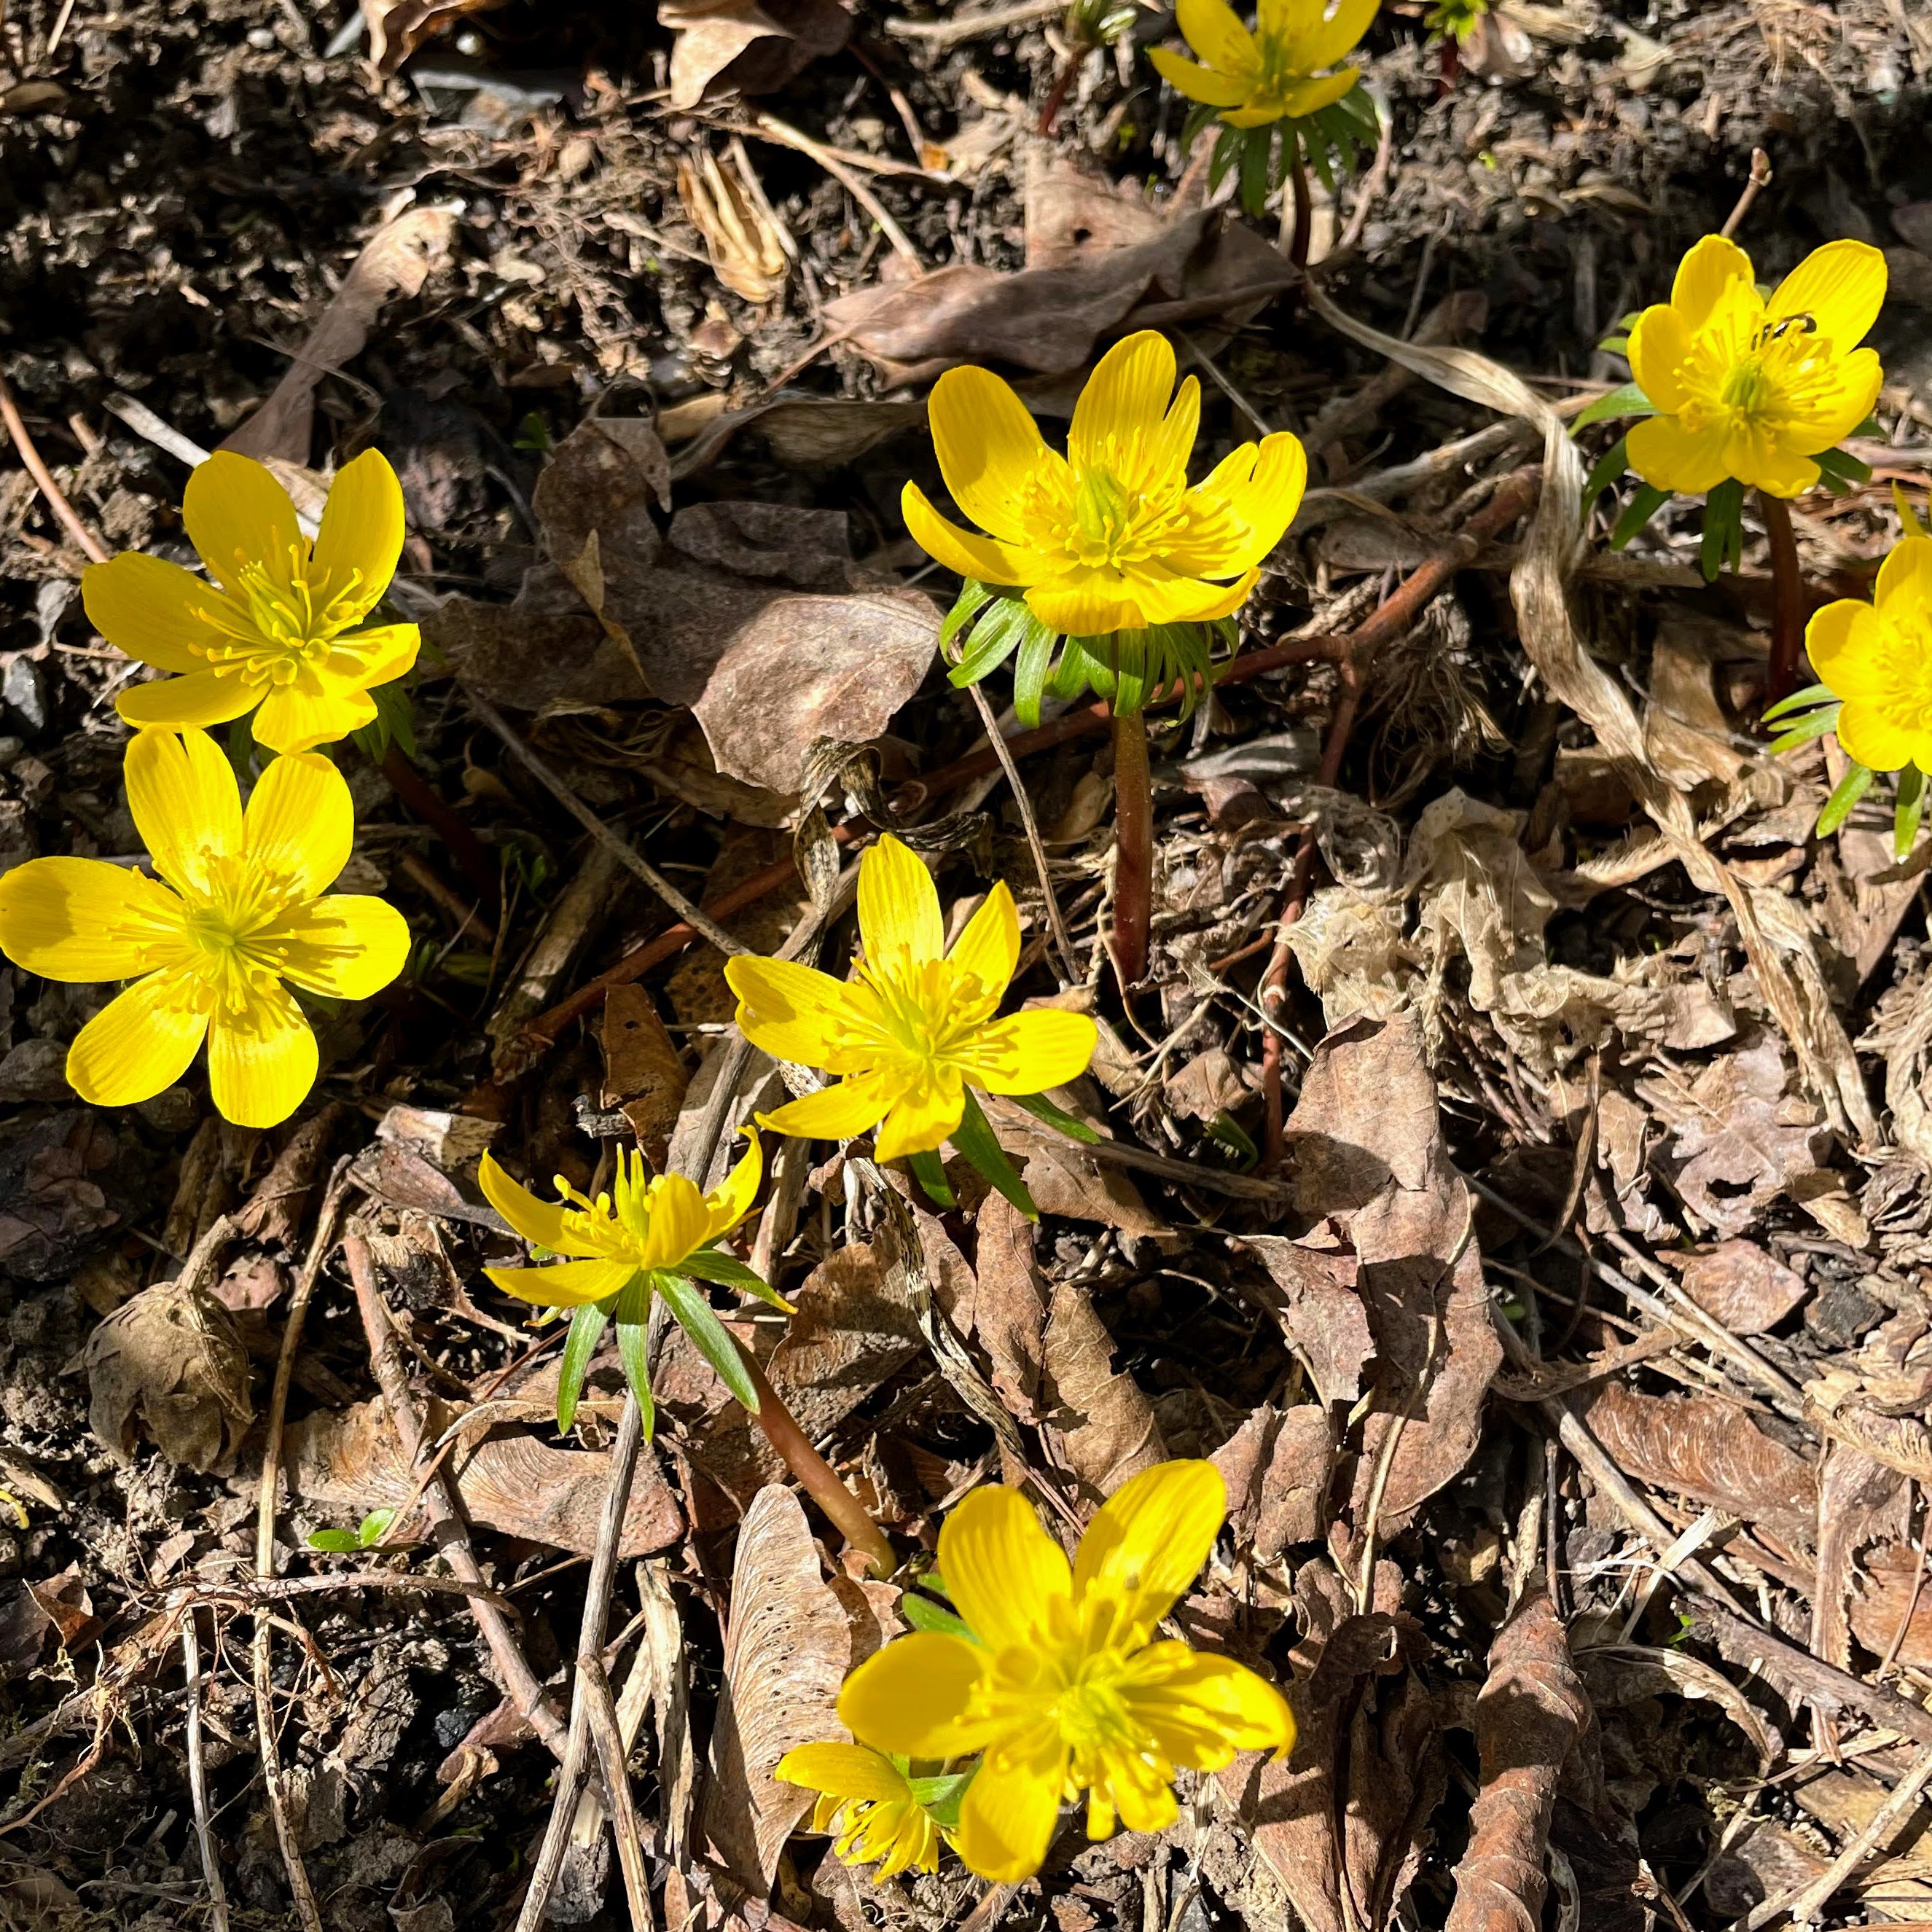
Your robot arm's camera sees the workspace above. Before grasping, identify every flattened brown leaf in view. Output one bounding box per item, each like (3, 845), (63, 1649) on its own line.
(662, 0), (849, 109)
(983, 1092), (1164, 1232)
(1444, 1594), (1590, 1932)
(1041, 1279), (1165, 1500)
(699, 1485), (852, 1897)
(1850, 1538), (1932, 1670)
(965, 1189), (1048, 1422)
(283, 1397), (684, 1557)
(1244, 1235), (1373, 1410)
(1579, 1381), (1817, 1545)
(82, 1278), (253, 1472)
(1678, 1240), (1808, 1335)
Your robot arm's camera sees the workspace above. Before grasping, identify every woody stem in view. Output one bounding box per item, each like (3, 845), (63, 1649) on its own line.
(1285, 144), (1313, 270)
(1038, 43), (1082, 136)
(740, 1345), (897, 1576)
(1111, 707), (1153, 987)
(1760, 490), (1806, 707)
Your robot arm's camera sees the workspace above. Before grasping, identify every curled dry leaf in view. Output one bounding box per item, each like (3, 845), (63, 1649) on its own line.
(81, 1277), (253, 1473)
(662, 0), (850, 110)
(699, 1485), (853, 1898)
(1850, 1538), (1932, 1670)
(1812, 1447), (1909, 1674)
(676, 144), (791, 305)
(235, 1104), (345, 1248)
(962, 1188), (1048, 1423)
(283, 1396), (684, 1558)
(223, 206), (456, 464)
(1444, 1594), (1591, 1932)
(1211, 1403), (1333, 1561)
(1678, 1240), (1808, 1336)
(363, 0), (507, 73)
(1243, 1234), (1374, 1411)
(600, 986), (689, 1171)
(1578, 1381), (1818, 1546)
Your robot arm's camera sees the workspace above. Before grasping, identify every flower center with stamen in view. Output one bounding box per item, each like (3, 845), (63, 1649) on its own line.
(197, 547), (370, 687)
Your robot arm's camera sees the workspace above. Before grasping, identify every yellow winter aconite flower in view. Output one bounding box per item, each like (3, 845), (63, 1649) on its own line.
(1626, 235), (1888, 499)
(902, 331), (1307, 639)
(775, 1744), (949, 1881)
(838, 1461), (1294, 1883)
(1804, 534), (1932, 773)
(84, 449), (420, 754)
(0, 729), (408, 1127)
(477, 1136), (764, 1307)
(1150, 0), (1377, 130)
(722, 835), (1098, 1162)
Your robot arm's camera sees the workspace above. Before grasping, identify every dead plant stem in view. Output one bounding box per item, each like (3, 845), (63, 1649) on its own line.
(969, 678), (1078, 984)
(344, 1233), (570, 1757)
(1720, 147), (1773, 239)
(1111, 708), (1154, 987)
(183, 1610), (230, 1932)
(0, 372), (110, 563)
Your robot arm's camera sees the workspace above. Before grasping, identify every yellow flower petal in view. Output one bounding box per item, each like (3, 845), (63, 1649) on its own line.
(0, 858), (180, 980)
(939, 1482), (1071, 1652)
(1667, 233), (1754, 328)
(838, 1631), (987, 1758)
(1175, 0), (1257, 75)
(326, 623), (421, 691)
(1768, 238), (1888, 349)
(1119, 1643), (1295, 1764)
(485, 1256), (636, 1307)
(928, 364), (1049, 546)
(776, 1743), (911, 1803)
(1302, 0), (1379, 69)
(955, 1008), (1098, 1095)
(1722, 424), (1819, 498)
(1778, 344), (1884, 452)
(859, 834), (945, 972)
(1878, 533), (1932, 612)
(1274, 67), (1360, 117)
(66, 970), (208, 1106)
(243, 749), (353, 898)
(1148, 46), (1253, 106)
(252, 680), (379, 755)
(1836, 700), (1919, 774)
(1803, 598), (1882, 701)
(705, 1130), (764, 1237)
(635, 1172), (713, 1272)
(1071, 332), (1178, 482)
(116, 668), (261, 735)
(759, 1073), (902, 1143)
(956, 1728), (1068, 1882)
(125, 728), (243, 894)
(206, 979), (318, 1127)
(1625, 414), (1732, 496)
(1186, 432), (1309, 572)
(902, 482), (1039, 587)
(309, 449), (407, 624)
(184, 451), (306, 597)
(267, 894), (411, 1000)
(1221, 99), (1288, 128)
(725, 955), (872, 1072)
(1073, 1459), (1226, 1637)
(1025, 570), (1149, 638)
(1131, 564), (1258, 625)
(1626, 302), (1694, 416)
(947, 882), (1021, 1014)
(873, 1069), (966, 1161)
(477, 1151), (579, 1254)
(81, 553), (220, 673)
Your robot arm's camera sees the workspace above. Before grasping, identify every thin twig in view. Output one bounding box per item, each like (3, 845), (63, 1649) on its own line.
(581, 1659), (657, 1932)
(251, 1166), (351, 1932)
(345, 1233), (570, 1758)
(751, 113), (921, 267)
(463, 687), (747, 956)
(967, 679), (1077, 984)
(183, 1611), (231, 1932)
(0, 372), (111, 563)
(883, 0), (1059, 44)
(1720, 147), (1773, 240)
(743, 1350), (896, 1574)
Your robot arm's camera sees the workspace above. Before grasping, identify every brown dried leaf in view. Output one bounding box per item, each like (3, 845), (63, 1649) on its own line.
(1243, 1235), (1372, 1409)
(1579, 1381), (1818, 1545)
(283, 1396), (684, 1557)
(1211, 1404), (1333, 1560)
(699, 1485), (852, 1898)
(676, 146), (790, 304)
(223, 207), (455, 462)
(235, 1105), (345, 1248)
(963, 1189), (1048, 1422)
(601, 987), (689, 1171)
(1041, 1278), (1166, 1500)
(1679, 1240), (1808, 1336)
(1812, 1447), (1909, 1675)
(662, 0), (850, 109)
(362, 0), (507, 72)
(1444, 1594), (1591, 1932)
(824, 201), (1294, 383)
(983, 1091), (1164, 1232)
(81, 1278), (254, 1472)
(1850, 1538), (1932, 1670)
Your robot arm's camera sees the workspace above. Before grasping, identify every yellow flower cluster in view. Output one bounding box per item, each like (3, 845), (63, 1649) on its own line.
(0, 453), (417, 1127)
(780, 1462), (1294, 1884)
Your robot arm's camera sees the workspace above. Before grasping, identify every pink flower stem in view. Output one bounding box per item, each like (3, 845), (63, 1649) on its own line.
(1111, 708), (1154, 987)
